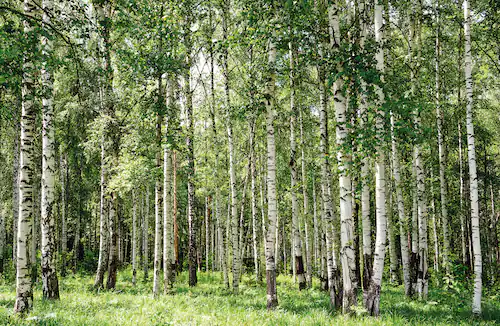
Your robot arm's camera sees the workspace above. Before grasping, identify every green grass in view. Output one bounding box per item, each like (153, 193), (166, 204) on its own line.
(0, 269), (498, 325)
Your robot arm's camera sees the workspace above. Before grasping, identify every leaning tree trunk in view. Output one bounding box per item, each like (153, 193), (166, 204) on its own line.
(14, 0), (36, 314)
(264, 37), (279, 310)
(463, 0), (482, 315)
(40, 0), (59, 300)
(364, 1), (387, 316)
(289, 37), (306, 291)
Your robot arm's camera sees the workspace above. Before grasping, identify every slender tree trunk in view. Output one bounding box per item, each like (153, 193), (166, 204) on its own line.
(299, 109), (312, 288)
(0, 204), (5, 274)
(205, 197), (210, 272)
(430, 169), (440, 273)
(250, 119), (260, 282)
(153, 91), (163, 297)
(40, 0), (59, 299)
(144, 187), (150, 281)
(312, 177), (319, 275)
(12, 110), (20, 267)
(105, 191), (118, 289)
(61, 154), (68, 277)
(14, 0), (36, 314)
(265, 37), (279, 310)
(132, 190), (137, 286)
(387, 175), (399, 284)
(94, 145), (109, 289)
(164, 79), (175, 292)
(318, 65), (341, 309)
(364, 1), (387, 316)
(185, 20), (197, 287)
(435, 2), (450, 274)
(391, 113), (411, 296)
(358, 0), (372, 294)
(289, 37), (306, 291)
(173, 152), (179, 270)
(331, 4), (356, 309)
(463, 0), (482, 315)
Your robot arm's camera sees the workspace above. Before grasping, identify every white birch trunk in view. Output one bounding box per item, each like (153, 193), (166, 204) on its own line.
(94, 144), (108, 288)
(153, 104), (163, 297)
(463, 0), (482, 314)
(14, 1), (36, 313)
(329, 2), (356, 309)
(144, 187), (149, 280)
(435, 2), (450, 274)
(289, 37), (306, 291)
(41, 0), (59, 300)
(299, 108), (312, 288)
(390, 112), (411, 296)
(250, 119), (260, 282)
(265, 38), (278, 310)
(364, 1), (387, 316)
(132, 190), (137, 286)
(12, 114), (20, 266)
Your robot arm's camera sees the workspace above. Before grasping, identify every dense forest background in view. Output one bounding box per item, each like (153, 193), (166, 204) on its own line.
(0, 0), (499, 324)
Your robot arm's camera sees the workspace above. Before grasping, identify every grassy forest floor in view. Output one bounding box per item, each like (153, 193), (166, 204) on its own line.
(0, 268), (499, 325)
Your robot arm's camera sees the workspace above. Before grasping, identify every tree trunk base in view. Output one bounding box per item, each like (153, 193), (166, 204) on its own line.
(364, 281), (381, 316)
(266, 269), (278, 310)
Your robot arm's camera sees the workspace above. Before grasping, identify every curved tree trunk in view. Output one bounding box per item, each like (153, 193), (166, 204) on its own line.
(40, 0), (59, 300)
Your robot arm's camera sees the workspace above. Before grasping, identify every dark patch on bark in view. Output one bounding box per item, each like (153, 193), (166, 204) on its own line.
(363, 253), (373, 291)
(295, 255), (306, 290)
(364, 280), (381, 316)
(266, 269), (278, 310)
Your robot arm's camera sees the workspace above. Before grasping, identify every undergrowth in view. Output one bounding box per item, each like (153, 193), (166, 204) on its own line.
(0, 268), (498, 325)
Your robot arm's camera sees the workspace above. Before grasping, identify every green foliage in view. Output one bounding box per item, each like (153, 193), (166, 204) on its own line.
(0, 270), (499, 325)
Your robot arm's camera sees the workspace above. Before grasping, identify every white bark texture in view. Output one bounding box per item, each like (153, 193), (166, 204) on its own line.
(289, 39), (306, 291)
(41, 0), (59, 300)
(390, 113), (411, 296)
(14, 0), (36, 314)
(330, 2), (356, 310)
(464, 0), (482, 315)
(364, 1), (387, 316)
(265, 38), (278, 310)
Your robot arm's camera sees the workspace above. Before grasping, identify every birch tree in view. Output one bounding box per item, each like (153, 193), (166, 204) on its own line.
(463, 0), (482, 315)
(14, 0), (36, 313)
(40, 0), (59, 300)
(364, 0), (387, 316)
